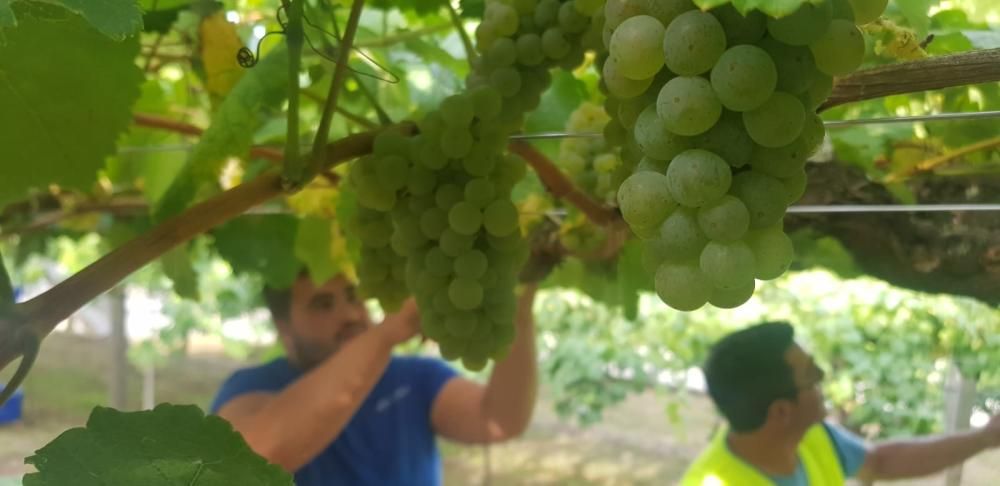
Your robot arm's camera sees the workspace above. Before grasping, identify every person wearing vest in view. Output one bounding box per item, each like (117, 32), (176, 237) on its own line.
(681, 322), (1000, 486)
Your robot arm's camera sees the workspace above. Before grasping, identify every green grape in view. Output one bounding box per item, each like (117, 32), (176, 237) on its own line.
(781, 168), (808, 204)
(848, 0), (887, 24)
(483, 200), (519, 236)
(488, 231), (524, 254)
(441, 125), (473, 158)
(746, 224), (794, 280)
(749, 140), (809, 178)
(455, 250), (489, 280)
(506, 0), (536, 15)
(610, 15), (665, 80)
(697, 195), (750, 242)
(643, 0), (695, 26)
(373, 130), (410, 157)
(709, 279), (755, 309)
(711, 4), (766, 45)
(490, 67), (522, 98)
(602, 56), (654, 99)
(542, 27), (571, 59)
(730, 170), (788, 228)
(420, 208), (449, 239)
(810, 19), (865, 76)
(516, 33), (545, 66)
(486, 2), (520, 36)
(594, 153), (619, 173)
(475, 22), (499, 54)
(558, 1), (590, 34)
(604, 118), (629, 147)
(666, 149), (732, 208)
(357, 184), (397, 212)
(448, 202), (483, 235)
(436, 184), (464, 210)
(659, 208), (707, 260)
(617, 171), (677, 229)
(803, 71), (833, 110)
(462, 149), (497, 177)
(441, 95), (474, 127)
(465, 178), (496, 207)
(440, 228), (476, 257)
(604, 0), (647, 30)
(574, 0), (605, 16)
(633, 105), (692, 160)
(799, 112), (826, 156)
(757, 37), (815, 94)
(486, 37), (517, 67)
(416, 139), (449, 170)
(418, 110), (445, 138)
(694, 111), (754, 168)
(641, 236), (671, 272)
(408, 166), (436, 196)
(711, 45), (777, 112)
(767, 1), (833, 46)
(470, 86), (503, 121)
(654, 261), (711, 311)
(663, 10), (727, 76)
(424, 247), (454, 277)
(445, 310), (477, 337)
(535, 0), (561, 27)
(635, 156), (669, 173)
(743, 92), (805, 148)
(449, 278), (484, 310)
(618, 92), (656, 130)
(657, 76), (722, 136)
(700, 240), (756, 290)
(493, 154), (527, 189)
(375, 155), (410, 191)
(831, 0), (855, 20)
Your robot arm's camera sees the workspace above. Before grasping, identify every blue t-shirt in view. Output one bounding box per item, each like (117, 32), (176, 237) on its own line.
(769, 422), (869, 485)
(210, 355), (458, 486)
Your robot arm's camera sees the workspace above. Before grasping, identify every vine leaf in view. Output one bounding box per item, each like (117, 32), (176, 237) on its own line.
(295, 218), (340, 285)
(693, 0), (822, 18)
(140, 0), (188, 34)
(0, 6), (143, 209)
(155, 44), (289, 219)
(22, 404), (294, 486)
(47, 0), (144, 40)
(212, 215), (303, 289)
(161, 245), (200, 300)
(0, 0), (15, 29)
(199, 10), (246, 99)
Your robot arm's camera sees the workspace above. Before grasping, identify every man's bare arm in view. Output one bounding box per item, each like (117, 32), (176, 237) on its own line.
(430, 283), (539, 443)
(217, 302), (420, 472)
(857, 414), (1000, 481)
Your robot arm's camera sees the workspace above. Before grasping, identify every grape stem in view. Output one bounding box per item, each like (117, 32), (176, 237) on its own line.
(508, 141), (621, 227)
(309, 0), (367, 183)
(132, 113), (285, 161)
(281, 0), (306, 188)
(821, 48), (1000, 112)
(0, 124), (415, 384)
(883, 134), (1000, 183)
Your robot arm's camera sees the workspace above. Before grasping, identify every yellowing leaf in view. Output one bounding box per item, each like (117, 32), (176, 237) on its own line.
(199, 12), (245, 98)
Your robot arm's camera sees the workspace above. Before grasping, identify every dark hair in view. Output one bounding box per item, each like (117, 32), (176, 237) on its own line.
(262, 284), (292, 322)
(703, 322), (798, 432)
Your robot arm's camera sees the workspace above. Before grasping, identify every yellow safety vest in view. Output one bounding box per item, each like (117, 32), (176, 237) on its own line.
(679, 423), (845, 486)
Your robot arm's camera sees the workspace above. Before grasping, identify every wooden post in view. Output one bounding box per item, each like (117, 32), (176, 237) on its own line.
(108, 286), (128, 410)
(943, 362), (977, 486)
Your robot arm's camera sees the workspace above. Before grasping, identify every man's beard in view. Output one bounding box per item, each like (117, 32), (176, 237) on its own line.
(288, 335), (340, 370)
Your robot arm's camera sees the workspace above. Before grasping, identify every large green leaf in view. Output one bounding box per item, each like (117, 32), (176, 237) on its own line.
(896, 0), (935, 35)
(140, 0), (190, 33)
(44, 0), (144, 40)
(693, 0), (822, 18)
(213, 215), (302, 289)
(294, 218), (338, 285)
(22, 404), (293, 486)
(524, 71), (588, 133)
(0, 0), (15, 28)
(0, 5), (142, 209)
(161, 245), (199, 300)
(616, 240), (646, 321)
(155, 44), (289, 219)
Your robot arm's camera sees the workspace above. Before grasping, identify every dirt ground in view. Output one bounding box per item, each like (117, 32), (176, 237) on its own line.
(2, 333), (998, 485)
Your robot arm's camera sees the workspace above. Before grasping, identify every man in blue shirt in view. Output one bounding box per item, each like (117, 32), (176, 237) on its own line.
(683, 321), (1000, 485)
(210, 270), (543, 485)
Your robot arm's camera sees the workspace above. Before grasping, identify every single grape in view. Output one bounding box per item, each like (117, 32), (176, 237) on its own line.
(810, 19), (865, 76)
(375, 155), (410, 191)
(663, 10), (727, 76)
(610, 15), (666, 80)
(803, 71), (833, 111)
(420, 208), (449, 240)
(745, 224), (794, 280)
(542, 27), (571, 59)
(757, 37), (815, 94)
(711, 45), (777, 112)
(448, 202), (483, 235)
(436, 184), (464, 210)
(848, 0), (888, 24)
(558, 1), (590, 34)
(455, 250), (489, 280)
(666, 149), (732, 208)
(449, 278), (484, 310)
(767, 1), (833, 46)
(743, 92), (805, 148)
(654, 261), (711, 311)
(483, 200), (520, 236)
(699, 240), (756, 290)
(604, 0), (647, 30)
(781, 169), (808, 204)
(693, 111), (754, 168)
(516, 33), (545, 66)
(659, 208), (708, 260)
(633, 105), (692, 160)
(617, 171), (678, 229)
(440, 228), (476, 257)
(643, 0), (695, 27)
(730, 170), (788, 228)
(602, 56), (654, 99)
(657, 76), (722, 136)
(711, 4), (766, 45)
(697, 195), (750, 242)
(709, 279), (755, 309)
(424, 247), (454, 277)
(490, 67), (522, 98)
(470, 86), (503, 120)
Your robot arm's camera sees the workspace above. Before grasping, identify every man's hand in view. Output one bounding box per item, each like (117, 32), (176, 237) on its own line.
(375, 298), (421, 347)
(981, 413), (1000, 448)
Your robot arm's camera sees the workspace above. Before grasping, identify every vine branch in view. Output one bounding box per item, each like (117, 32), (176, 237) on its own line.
(821, 48), (1000, 111)
(132, 113), (285, 162)
(508, 141), (621, 227)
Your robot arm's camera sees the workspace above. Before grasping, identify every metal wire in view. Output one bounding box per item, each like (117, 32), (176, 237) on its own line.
(786, 204), (1000, 214)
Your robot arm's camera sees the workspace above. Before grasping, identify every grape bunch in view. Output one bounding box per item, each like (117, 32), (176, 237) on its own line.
(604, 0), (880, 311)
(348, 0), (602, 369)
(557, 102), (630, 203)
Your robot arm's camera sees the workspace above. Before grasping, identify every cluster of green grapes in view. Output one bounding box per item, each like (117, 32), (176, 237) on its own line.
(557, 102), (629, 203)
(603, 0), (881, 311)
(348, 0), (603, 368)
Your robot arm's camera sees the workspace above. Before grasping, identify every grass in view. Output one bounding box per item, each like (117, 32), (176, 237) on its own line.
(2, 332), (999, 485)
